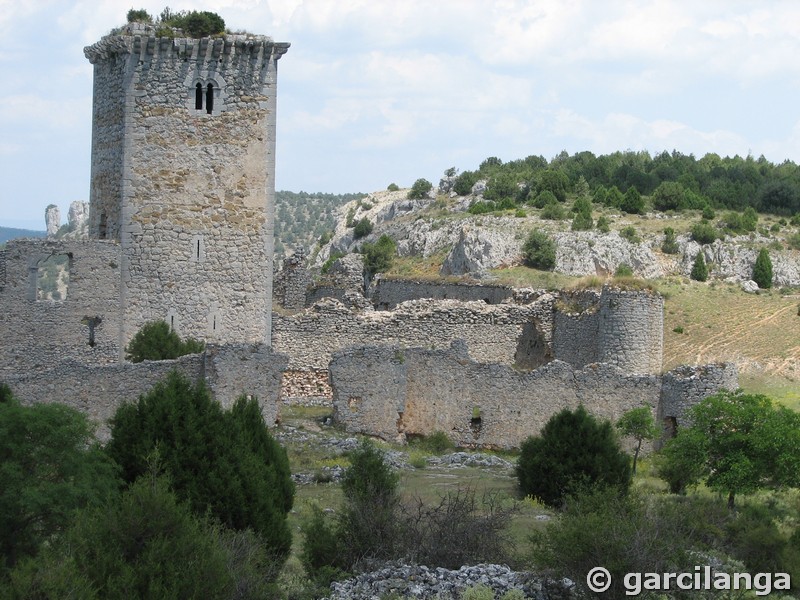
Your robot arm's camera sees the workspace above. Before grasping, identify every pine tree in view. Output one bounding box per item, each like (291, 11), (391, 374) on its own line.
(691, 252), (708, 282)
(752, 248), (773, 289)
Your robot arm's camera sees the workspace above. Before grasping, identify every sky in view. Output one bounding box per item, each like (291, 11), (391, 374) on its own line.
(2, 1), (800, 231)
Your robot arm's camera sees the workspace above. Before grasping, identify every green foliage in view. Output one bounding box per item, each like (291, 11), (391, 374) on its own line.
(453, 171), (479, 196)
(300, 505), (347, 585)
(352, 217), (374, 239)
(690, 251), (709, 282)
(615, 407), (658, 474)
(321, 251), (345, 274)
(570, 196), (593, 231)
(620, 186), (644, 214)
(788, 232), (800, 250)
(595, 215), (610, 233)
(614, 264), (633, 277)
(531, 189), (557, 208)
(539, 201), (566, 220)
(127, 8), (152, 22)
(691, 220), (717, 244)
(105, 372), (294, 564)
(753, 247), (773, 289)
(516, 405), (631, 508)
(522, 229), (556, 271)
(535, 169), (569, 202)
(462, 584), (495, 600)
(342, 440), (398, 504)
(362, 234), (396, 279)
(0, 395), (119, 571)
(661, 226), (679, 254)
(409, 430), (454, 454)
(661, 391), (800, 507)
(484, 173), (518, 202)
(387, 183), (399, 191)
(468, 200), (497, 215)
(702, 204), (716, 220)
(408, 178), (433, 200)
(125, 320), (204, 363)
(619, 225), (640, 244)
(160, 9), (225, 37)
(651, 181), (687, 211)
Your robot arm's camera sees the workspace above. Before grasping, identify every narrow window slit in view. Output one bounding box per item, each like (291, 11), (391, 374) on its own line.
(195, 83), (203, 110)
(206, 84), (214, 114)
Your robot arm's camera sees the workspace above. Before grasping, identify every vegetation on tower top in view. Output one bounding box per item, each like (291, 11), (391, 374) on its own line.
(126, 7), (225, 38)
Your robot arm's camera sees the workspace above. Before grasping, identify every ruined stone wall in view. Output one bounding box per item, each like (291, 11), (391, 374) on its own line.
(329, 342), (738, 449)
(272, 297), (553, 370)
(0, 248), (6, 289)
(659, 363), (739, 428)
(274, 252), (313, 309)
(551, 290), (601, 369)
(3, 344), (288, 440)
(0, 240), (122, 378)
(372, 279), (515, 310)
(282, 369), (332, 405)
(4, 354), (203, 440)
(85, 30), (289, 350)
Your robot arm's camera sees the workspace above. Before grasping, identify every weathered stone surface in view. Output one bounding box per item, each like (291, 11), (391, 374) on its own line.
(555, 231), (662, 278)
(64, 201), (89, 239)
(440, 225), (524, 276)
(45, 205), (60, 237)
(741, 279), (759, 293)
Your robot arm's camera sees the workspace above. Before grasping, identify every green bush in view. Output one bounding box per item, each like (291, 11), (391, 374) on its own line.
(453, 171), (478, 196)
(596, 215), (611, 233)
(620, 186), (644, 214)
(516, 405), (631, 508)
(540, 201), (566, 220)
(161, 10), (225, 38)
(300, 505), (347, 584)
(651, 181), (686, 211)
(753, 248), (773, 289)
(127, 8), (152, 23)
(105, 372), (295, 568)
(352, 217), (374, 239)
(468, 200), (497, 215)
(789, 232), (800, 250)
(362, 234), (396, 279)
(661, 227), (679, 254)
(410, 430), (454, 454)
(701, 204), (716, 220)
(691, 221), (717, 244)
(321, 251), (345, 274)
(620, 226), (640, 244)
(387, 183), (399, 191)
(462, 584), (495, 600)
(615, 264), (633, 277)
(532, 189), (558, 208)
(570, 196), (593, 231)
(690, 252), (708, 282)
(522, 230), (556, 271)
(408, 178), (433, 200)
(125, 320), (205, 363)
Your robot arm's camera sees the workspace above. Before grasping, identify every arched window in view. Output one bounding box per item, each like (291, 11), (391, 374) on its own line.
(195, 83), (203, 110)
(206, 83), (214, 114)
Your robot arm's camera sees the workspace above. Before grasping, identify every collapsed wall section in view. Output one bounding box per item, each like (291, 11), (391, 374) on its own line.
(372, 279), (515, 310)
(331, 341), (663, 449)
(659, 363), (739, 428)
(0, 240), (122, 377)
(272, 296), (554, 371)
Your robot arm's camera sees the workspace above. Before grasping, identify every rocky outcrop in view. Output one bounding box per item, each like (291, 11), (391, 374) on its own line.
(554, 231), (662, 278)
(45, 205), (60, 237)
(440, 225), (524, 276)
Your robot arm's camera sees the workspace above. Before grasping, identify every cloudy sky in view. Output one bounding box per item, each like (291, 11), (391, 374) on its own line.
(2, 1), (800, 230)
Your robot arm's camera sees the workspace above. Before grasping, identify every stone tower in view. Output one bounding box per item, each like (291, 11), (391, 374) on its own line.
(84, 23), (289, 354)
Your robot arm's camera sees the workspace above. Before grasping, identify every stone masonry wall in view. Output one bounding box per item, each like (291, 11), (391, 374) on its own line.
(329, 342), (738, 449)
(371, 279), (515, 310)
(3, 345), (288, 440)
(274, 250), (313, 309)
(0, 239), (122, 377)
(272, 297), (554, 371)
(659, 363), (739, 428)
(85, 30), (289, 351)
(0, 248), (6, 289)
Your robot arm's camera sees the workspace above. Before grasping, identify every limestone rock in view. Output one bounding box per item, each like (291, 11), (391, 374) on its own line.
(438, 174), (457, 195)
(555, 231), (662, 278)
(440, 226), (523, 275)
(45, 205), (60, 237)
(471, 179), (487, 195)
(741, 280), (759, 293)
(63, 201), (89, 239)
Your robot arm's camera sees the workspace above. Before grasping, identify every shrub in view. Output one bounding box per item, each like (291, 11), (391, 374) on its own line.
(596, 215), (610, 233)
(161, 10), (225, 37)
(615, 264), (633, 277)
(522, 230), (556, 271)
(661, 227), (679, 254)
(753, 248), (773, 289)
(615, 407), (658, 474)
(300, 505), (346, 584)
(362, 234), (396, 279)
(620, 226), (640, 244)
(691, 221), (717, 244)
(516, 405), (631, 508)
(462, 584), (495, 600)
(570, 196), (593, 231)
(408, 178), (433, 200)
(789, 232), (800, 250)
(410, 430), (454, 454)
(540, 201), (566, 221)
(125, 320), (204, 363)
(690, 252), (708, 282)
(742, 206), (759, 232)
(105, 372), (295, 568)
(127, 8), (152, 23)
(514, 208), (527, 218)
(453, 171), (478, 196)
(702, 204), (716, 220)
(352, 217), (374, 239)
(620, 186), (644, 214)
(387, 183), (399, 192)
(468, 200), (497, 215)
(651, 181), (686, 211)
(321, 251), (345, 274)
(531, 189), (557, 208)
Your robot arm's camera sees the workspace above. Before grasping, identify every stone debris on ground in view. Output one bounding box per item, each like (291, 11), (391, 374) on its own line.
(322, 562), (577, 600)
